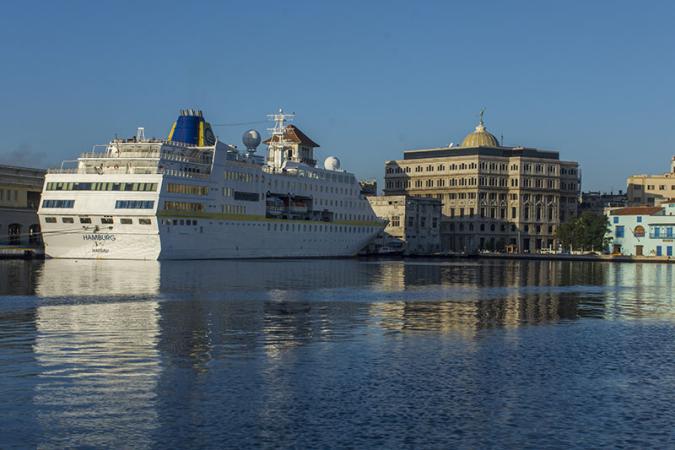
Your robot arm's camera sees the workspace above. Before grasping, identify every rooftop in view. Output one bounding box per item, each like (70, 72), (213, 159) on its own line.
(264, 125), (320, 148)
(609, 206), (663, 216)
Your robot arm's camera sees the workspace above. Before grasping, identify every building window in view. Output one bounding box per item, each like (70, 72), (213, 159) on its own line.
(615, 226), (624, 238)
(391, 216), (400, 227)
(613, 216), (619, 224)
(637, 216), (642, 223)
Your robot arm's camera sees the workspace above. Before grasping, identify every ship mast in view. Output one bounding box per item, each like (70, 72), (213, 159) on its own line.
(267, 108), (295, 169)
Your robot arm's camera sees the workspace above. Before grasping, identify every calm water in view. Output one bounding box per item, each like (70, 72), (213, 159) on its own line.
(0, 258), (674, 449)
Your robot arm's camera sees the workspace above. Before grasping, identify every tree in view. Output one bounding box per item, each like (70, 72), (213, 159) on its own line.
(556, 212), (611, 252)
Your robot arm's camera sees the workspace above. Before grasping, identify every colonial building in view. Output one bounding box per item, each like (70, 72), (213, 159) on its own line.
(365, 195), (441, 255)
(606, 203), (675, 257)
(383, 114), (580, 253)
(0, 164), (46, 246)
(626, 156), (675, 206)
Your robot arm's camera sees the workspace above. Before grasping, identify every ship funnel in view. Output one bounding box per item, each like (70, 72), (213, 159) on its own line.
(167, 109), (216, 146)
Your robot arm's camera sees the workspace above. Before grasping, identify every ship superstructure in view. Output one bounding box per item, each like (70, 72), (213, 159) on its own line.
(38, 109), (384, 259)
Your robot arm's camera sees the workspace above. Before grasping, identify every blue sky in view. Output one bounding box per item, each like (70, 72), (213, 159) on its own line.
(0, 0), (673, 192)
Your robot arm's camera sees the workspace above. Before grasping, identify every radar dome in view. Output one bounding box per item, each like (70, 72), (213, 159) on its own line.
(324, 156), (341, 171)
(242, 129), (261, 151)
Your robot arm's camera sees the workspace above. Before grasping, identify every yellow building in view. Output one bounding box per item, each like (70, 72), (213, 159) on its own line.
(0, 164), (46, 246)
(383, 114), (580, 253)
(626, 157), (675, 206)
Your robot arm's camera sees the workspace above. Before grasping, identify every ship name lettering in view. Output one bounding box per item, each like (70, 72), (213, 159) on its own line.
(83, 234), (116, 241)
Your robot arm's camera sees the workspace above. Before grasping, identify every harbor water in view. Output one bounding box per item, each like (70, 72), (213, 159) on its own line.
(1, 258), (674, 448)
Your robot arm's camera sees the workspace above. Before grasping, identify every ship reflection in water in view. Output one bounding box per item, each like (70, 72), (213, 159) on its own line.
(0, 259), (674, 448)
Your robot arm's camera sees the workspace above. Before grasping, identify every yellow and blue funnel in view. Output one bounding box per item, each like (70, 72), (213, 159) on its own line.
(167, 109), (216, 146)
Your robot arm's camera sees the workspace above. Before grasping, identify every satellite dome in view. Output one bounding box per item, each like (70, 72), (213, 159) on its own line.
(324, 156), (341, 171)
(242, 129), (261, 151)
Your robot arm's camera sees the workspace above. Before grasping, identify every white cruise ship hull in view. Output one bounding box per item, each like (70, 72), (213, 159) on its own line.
(42, 219), (378, 260)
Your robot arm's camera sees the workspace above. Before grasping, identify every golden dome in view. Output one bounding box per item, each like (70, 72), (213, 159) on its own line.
(461, 114), (499, 148)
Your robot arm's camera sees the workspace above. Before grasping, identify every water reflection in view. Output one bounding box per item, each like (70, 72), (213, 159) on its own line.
(1, 258), (675, 447)
(32, 300), (160, 448)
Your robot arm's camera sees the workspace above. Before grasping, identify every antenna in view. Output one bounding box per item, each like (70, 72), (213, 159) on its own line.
(267, 108), (295, 136)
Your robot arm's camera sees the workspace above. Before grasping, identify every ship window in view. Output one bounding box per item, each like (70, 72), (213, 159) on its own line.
(234, 191), (259, 202)
(62, 217), (74, 223)
(116, 200), (155, 209)
(42, 199), (75, 208)
(101, 217), (113, 224)
(168, 183), (209, 196)
(45, 217), (57, 223)
(139, 218), (151, 225)
(79, 217), (92, 224)
(165, 201), (202, 212)
(120, 218), (133, 224)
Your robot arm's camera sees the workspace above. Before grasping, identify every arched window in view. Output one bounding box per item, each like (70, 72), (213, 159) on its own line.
(8, 223), (21, 245)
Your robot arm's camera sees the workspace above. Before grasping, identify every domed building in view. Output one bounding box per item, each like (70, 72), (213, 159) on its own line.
(460, 114), (500, 148)
(383, 112), (581, 254)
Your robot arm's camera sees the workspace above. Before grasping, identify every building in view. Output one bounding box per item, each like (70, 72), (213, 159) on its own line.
(365, 195), (441, 255)
(605, 203), (675, 257)
(0, 164), (46, 246)
(359, 179), (377, 197)
(383, 113), (580, 253)
(579, 191), (627, 215)
(627, 157), (675, 206)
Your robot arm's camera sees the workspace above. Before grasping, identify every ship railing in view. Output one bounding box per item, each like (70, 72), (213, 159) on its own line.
(46, 167), (208, 178)
(47, 167), (160, 175)
(78, 151), (212, 165)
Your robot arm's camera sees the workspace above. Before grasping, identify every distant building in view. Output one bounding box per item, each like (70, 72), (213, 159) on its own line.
(383, 113), (580, 253)
(0, 164), (46, 246)
(605, 203), (675, 257)
(359, 179), (377, 197)
(365, 195), (441, 255)
(579, 191), (627, 215)
(627, 157), (675, 206)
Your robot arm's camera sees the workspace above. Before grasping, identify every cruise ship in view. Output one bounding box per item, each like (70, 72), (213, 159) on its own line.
(38, 109), (384, 260)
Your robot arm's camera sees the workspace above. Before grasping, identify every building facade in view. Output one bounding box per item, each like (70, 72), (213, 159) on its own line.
(627, 157), (675, 206)
(606, 203), (675, 257)
(366, 195), (441, 255)
(579, 191), (627, 215)
(383, 115), (580, 253)
(0, 164), (46, 246)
